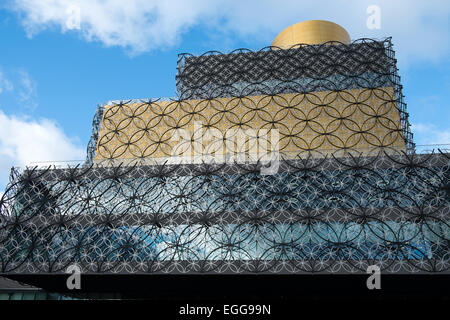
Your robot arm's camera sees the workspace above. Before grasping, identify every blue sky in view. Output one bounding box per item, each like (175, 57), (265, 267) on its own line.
(0, 0), (449, 193)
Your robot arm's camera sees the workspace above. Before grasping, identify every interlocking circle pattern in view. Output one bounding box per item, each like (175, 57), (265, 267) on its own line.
(1, 39), (448, 275)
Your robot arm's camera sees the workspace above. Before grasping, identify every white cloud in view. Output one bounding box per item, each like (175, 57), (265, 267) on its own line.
(0, 68), (38, 111)
(0, 110), (85, 192)
(411, 123), (450, 149)
(10, 0), (218, 54)
(8, 0), (450, 64)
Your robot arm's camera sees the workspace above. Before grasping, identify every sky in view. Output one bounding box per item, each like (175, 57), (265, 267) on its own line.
(0, 0), (449, 194)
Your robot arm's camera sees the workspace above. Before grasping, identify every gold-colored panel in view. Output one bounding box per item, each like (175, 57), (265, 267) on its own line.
(94, 87), (406, 164)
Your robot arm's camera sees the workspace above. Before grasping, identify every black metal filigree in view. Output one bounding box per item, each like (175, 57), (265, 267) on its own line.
(1, 38), (448, 276)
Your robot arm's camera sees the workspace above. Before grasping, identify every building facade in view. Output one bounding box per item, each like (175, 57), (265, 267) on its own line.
(0, 20), (448, 298)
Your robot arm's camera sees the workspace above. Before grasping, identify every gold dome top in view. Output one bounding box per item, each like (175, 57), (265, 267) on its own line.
(272, 20), (350, 49)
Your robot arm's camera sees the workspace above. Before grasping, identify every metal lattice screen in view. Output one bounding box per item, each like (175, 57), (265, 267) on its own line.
(1, 39), (448, 276)
(1, 151), (449, 274)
